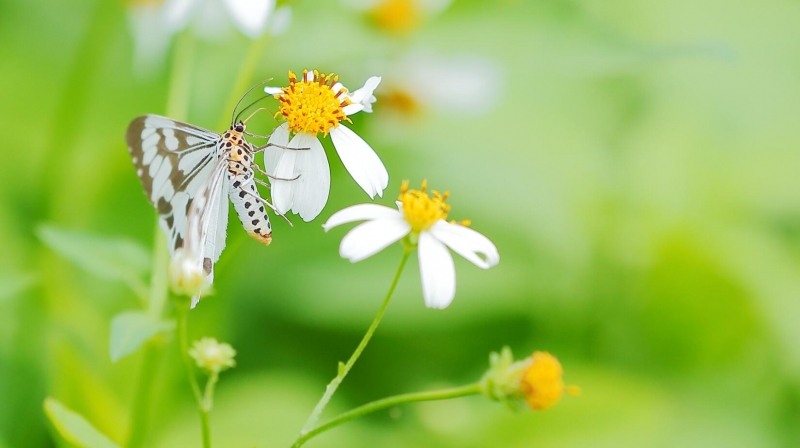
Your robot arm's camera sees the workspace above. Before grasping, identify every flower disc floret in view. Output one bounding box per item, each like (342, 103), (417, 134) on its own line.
(520, 351), (568, 410)
(399, 180), (451, 233)
(273, 70), (353, 137)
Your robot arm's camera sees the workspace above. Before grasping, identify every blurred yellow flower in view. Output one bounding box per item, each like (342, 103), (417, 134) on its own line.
(520, 351), (580, 410)
(189, 338), (237, 373)
(480, 347), (578, 411)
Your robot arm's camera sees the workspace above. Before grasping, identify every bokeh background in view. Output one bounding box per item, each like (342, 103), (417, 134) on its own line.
(2, 0), (800, 447)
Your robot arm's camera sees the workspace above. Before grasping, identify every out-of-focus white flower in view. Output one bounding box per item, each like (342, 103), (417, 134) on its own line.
(377, 50), (504, 116)
(162, 0), (276, 39)
(263, 70), (388, 222)
(341, 0), (452, 33)
(323, 180), (499, 309)
(125, 0), (291, 74)
(189, 337), (237, 373)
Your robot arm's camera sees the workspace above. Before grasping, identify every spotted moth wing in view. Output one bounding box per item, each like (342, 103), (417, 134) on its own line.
(126, 114), (222, 255)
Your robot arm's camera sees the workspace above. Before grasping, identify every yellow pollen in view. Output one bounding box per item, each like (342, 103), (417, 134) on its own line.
(399, 180), (454, 233)
(273, 69), (352, 137)
(520, 351), (577, 411)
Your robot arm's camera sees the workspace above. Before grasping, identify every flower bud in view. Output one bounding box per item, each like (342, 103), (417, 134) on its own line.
(168, 248), (210, 299)
(480, 347), (578, 411)
(188, 337), (236, 374)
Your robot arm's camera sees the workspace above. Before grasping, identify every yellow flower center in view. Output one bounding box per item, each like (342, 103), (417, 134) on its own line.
(371, 0), (420, 34)
(273, 70), (352, 137)
(520, 351), (579, 410)
(399, 180), (452, 233)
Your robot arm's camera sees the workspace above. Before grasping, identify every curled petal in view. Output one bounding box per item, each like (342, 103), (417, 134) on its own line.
(347, 76), (382, 114)
(323, 204), (403, 231)
(330, 125), (388, 199)
(418, 232), (456, 309)
(223, 0), (275, 38)
(339, 219), (410, 262)
(429, 221), (499, 269)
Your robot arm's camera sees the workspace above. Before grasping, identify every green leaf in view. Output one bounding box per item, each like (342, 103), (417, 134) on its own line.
(43, 398), (121, 448)
(109, 311), (175, 362)
(36, 225), (150, 298)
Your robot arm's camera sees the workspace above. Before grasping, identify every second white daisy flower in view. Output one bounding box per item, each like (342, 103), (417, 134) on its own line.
(264, 70), (388, 222)
(323, 181), (499, 309)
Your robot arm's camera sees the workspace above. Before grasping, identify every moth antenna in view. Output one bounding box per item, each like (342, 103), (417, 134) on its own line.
(241, 107), (270, 125)
(230, 78), (274, 125)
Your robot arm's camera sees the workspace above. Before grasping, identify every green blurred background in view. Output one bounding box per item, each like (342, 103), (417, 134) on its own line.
(2, 0), (800, 446)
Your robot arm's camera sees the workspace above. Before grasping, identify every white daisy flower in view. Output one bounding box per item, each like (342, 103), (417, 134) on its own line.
(378, 50), (502, 116)
(126, 0), (291, 74)
(323, 180), (499, 309)
(163, 0), (277, 39)
(263, 70), (388, 222)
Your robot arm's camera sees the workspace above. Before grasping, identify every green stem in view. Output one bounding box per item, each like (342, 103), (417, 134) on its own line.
(293, 383), (483, 448)
(202, 370), (220, 411)
(300, 247), (413, 434)
(166, 30), (196, 121)
(178, 309), (211, 448)
(127, 340), (160, 448)
(127, 27), (196, 447)
(218, 32), (270, 130)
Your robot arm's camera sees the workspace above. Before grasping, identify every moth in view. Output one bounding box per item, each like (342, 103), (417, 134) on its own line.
(126, 85), (290, 306)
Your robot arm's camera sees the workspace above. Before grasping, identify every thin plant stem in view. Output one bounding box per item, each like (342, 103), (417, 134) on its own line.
(218, 32), (270, 130)
(300, 247), (414, 434)
(203, 370), (221, 411)
(127, 29), (196, 448)
(293, 383), (483, 448)
(178, 309), (211, 448)
(127, 340), (160, 448)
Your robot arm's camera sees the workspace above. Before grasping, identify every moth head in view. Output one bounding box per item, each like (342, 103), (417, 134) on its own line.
(232, 122), (245, 133)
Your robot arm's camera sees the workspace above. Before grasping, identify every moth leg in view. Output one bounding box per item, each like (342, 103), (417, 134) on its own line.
(251, 163), (301, 182)
(252, 142), (310, 154)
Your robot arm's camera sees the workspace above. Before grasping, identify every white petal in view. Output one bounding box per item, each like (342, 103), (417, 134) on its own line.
(222, 0), (275, 38)
(161, 0), (197, 32)
(339, 219), (410, 262)
(127, 4), (172, 77)
(270, 145), (296, 215)
(279, 133), (330, 222)
(330, 125), (388, 199)
(264, 122), (289, 175)
(429, 221), (499, 269)
(323, 204), (403, 231)
(418, 232), (456, 309)
(347, 76), (381, 114)
(264, 86), (283, 95)
(267, 5), (291, 35)
(342, 103), (365, 115)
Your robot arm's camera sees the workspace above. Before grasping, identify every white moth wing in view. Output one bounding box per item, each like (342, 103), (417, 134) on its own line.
(126, 114), (222, 254)
(182, 157), (229, 308)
